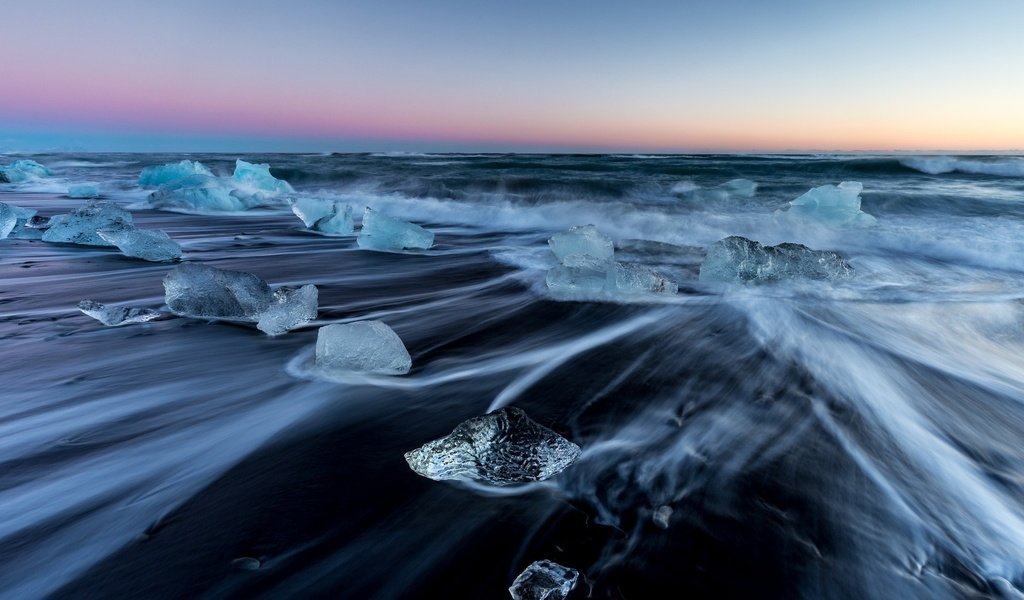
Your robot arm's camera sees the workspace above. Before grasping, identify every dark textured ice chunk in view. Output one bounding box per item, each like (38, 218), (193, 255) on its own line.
(42, 202), (133, 247)
(699, 236), (854, 283)
(404, 407), (582, 485)
(163, 263), (273, 321)
(509, 560), (579, 600)
(78, 300), (161, 326)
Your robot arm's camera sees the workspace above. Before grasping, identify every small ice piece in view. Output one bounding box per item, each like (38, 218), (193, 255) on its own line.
(291, 198), (354, 234)
(42, 201), (133, 246)
(256, 284), (318, 336)
(0, 159), (53, 183)
(719, 178), (757, 198)
(509, 560), (579, 600)
(164, 263), (273, 321)
(548, 225), (614, 263)
(611, 262), (678, 294)
(148, 175), (258, 213)
(97, 226), (182, 262)
(404, 407), (582, 485)
(314, 321), (412, 375)
(652, 505), (673, 529)
(776, 181), (877, 227)
(67, 184), (100, 199)
(138, 160), (213, 187)
(357, 207), (434, 251)
(0, 202), (19, 239)
(699, 236), (854, 283)
(232, 160), (294, 194)
(78, 300), (160, 326)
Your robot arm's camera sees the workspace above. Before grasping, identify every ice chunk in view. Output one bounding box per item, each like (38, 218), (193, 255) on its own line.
(546, 255), (676, 295)
(699, 236), (854, 283)
(719, 178), (757, 198)
(314, 321), (412, 375)
(611, 261), (678, 294)
(138, 160), (213, 187)
(148, 175), (258, 213)
(164, 263), (273, 321)
(0, 159), (52, 183)
(256, 284), (318, 336)
(776, 181), (877, 227)
(509, 560), (579, 600)
(0, 202), (20, 239)
(548, 224), (614, 263)
(232, 159), (294, 193)
(67, 184), (99, 199)
(97, 226), (182, 262)
(42, 201), (133, 246)
(404, 407), (582, 485)
(357, 207), (434, 251)
(291, 198), (354, 234)
(78, 300), (161, 326)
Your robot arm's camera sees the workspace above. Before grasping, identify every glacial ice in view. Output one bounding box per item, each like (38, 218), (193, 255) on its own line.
(720, 178), (757, 198)
(699, 236), (854, 283)
(0, 202), (21, 239)
(232, 159), (294, 194)
(148, 175), (257, 213)
(356, 207), (434, 251)
(0, 159), (52, 183)
(776, 181), (877, 227)
(96, 226), (182, 262)
(164, 263), (317, 333)
(509, 560), (579, 600)
(138, 160), (213, 187)
(291, 197), (354, 234)
(67, 184), (99, 199)
(78, 300), (161, 326)
(164, 263), (273, 321)
(42, 202), (133, 246)
(546, 255), (677, 295)
(404, 407), (582, 485)
(256, 285), (318, 336)
(314, 321), (412, 375)
(548, 224), (614, 262)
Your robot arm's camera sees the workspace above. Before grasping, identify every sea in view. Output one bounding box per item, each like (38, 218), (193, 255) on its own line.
(2, 152), (1024, 599)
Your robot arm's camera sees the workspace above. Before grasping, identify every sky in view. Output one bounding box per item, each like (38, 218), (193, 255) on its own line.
(1, 0), (1022, 153)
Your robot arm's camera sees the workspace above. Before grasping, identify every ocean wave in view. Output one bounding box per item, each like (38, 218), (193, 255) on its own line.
(900, 156), (1024, 177)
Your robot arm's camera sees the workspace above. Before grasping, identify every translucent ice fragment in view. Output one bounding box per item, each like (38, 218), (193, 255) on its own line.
(67, 184), (99, 199)
(611, 261), (678, 294)
(138, 160), (213, 187)
(314, 320), (412, 375)
(0, 202), (19, 239)
(699, 236), (854, 283)
(548, 224), (614, 263)
(291, 198), (354, 234)
(164, 263), (273, 321)
(357, 207), (434, 251)
(97, 226), (182, 262)
(148, 175), (257, 213)
(0, 159), (52, 182)
(719, 178), (757, 198)
(256, 284), (318, 336)
(78, 300), (160, 326)
(232, 160), (294, 194)
(509, 560), (579, 600)
(546, 255), (676, 295)
(776, 181), (877, 227)
(42, 201), (133, 246)
(404, 407), (582, 485)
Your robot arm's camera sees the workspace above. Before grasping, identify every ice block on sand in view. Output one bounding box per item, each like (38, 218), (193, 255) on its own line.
(404, 407), (581, 485)
(138, 160), (213, 187)
(97, 226), (182, 262)
(314, 321), (412, 375)
(42, 202), (133, 246)
(291, 198), (354, 234)
(699, 236), (854, 283)
(776, 181), (877, 227)
(509, 560), (579, 600)
(164, 263), (273, 321)
(256, 285), (319, 336)
(357, 207), (434, 251)
(67, 184), (100, 199)
(78, 300), (161, 326)
(548, 224), (614, 263)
